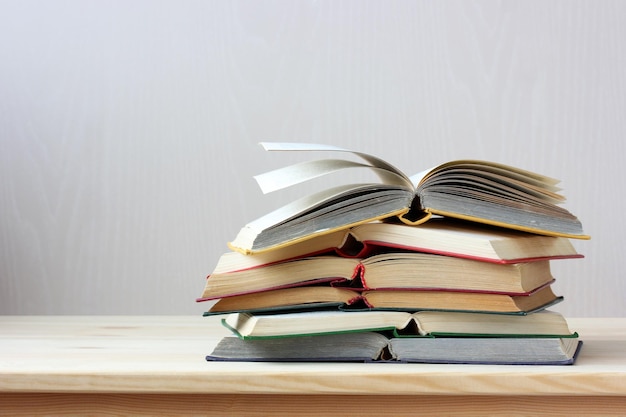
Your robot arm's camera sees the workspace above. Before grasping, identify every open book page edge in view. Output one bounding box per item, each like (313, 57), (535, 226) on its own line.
(221, 310), (415, 339)
(244, 184), (376, 231)
(228, 206), (410, 255)
(425, 209), (590, 240)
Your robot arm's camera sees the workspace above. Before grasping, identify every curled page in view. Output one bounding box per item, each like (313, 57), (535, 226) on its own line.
(254, 159), (409, 194)
(256, 142), (413, 193)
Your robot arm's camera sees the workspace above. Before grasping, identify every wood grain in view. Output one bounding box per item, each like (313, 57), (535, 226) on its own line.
(1, 316), (624, 415)
(1, 394), (625, 417)
(0, 316), (625, 396)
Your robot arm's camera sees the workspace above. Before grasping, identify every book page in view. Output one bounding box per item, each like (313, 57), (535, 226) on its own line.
(254, 159), (410, 194)
(256, 142), (413, 193)
(410, 160), (561, 191)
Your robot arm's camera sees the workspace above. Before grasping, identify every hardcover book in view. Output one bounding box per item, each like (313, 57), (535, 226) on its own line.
(229, 143), (589, 254)
(207, 332), (582, 365)
(212, 217), (582, 275)
(198, 252), (557, 301)
(220, 309), (577, 339)
(204, 282), (562, 315)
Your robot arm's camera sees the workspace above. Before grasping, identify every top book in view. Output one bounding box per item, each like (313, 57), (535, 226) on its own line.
(230, 143), (589, 254)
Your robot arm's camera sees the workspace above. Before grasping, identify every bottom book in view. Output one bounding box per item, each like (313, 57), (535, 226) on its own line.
(206, 333), (583, 365)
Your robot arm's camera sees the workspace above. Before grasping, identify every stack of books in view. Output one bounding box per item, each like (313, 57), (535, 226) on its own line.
(197, 143), (589, 365)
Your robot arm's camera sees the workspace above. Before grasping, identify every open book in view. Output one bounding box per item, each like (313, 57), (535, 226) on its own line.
(220, 309), (577, 339)
(229, 143), (588, 254)
(214, 217), (581, 274)
(205, 282), (562, 315)
(207, 332), (582, 365)
(198, 252), (557, 301)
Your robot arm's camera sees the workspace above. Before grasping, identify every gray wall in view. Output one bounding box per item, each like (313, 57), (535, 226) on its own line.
(1, 0), (624, 316)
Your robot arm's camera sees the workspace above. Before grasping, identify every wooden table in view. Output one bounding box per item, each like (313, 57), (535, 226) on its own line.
(0, 316), (624, 416)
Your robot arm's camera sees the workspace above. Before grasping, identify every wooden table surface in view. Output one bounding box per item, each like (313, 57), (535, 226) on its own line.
(1, 315), (625, 416)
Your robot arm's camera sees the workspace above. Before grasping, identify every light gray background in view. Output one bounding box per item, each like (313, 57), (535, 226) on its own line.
(1, 1), (624, 316)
